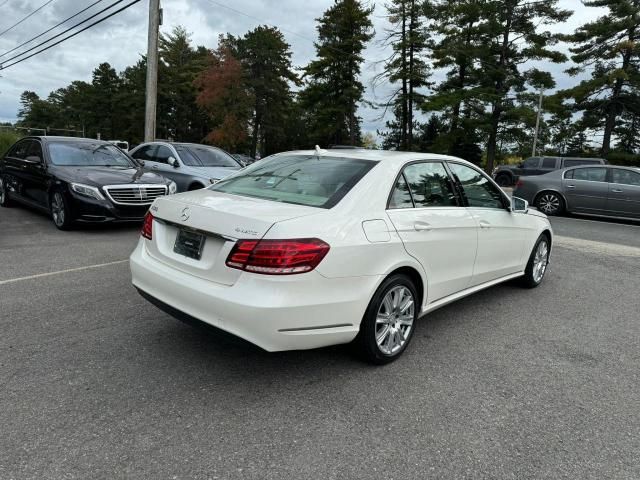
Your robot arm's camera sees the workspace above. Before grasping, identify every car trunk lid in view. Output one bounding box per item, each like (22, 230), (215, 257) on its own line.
(145, 189), (321, 285)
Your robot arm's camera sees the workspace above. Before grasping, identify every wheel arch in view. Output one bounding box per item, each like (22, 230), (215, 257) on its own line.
(381, 265), (426, 313)
(188, 181), (206, 191)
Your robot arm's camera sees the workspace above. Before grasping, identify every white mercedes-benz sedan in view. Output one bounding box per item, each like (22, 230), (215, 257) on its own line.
(130, 149), (552, 363)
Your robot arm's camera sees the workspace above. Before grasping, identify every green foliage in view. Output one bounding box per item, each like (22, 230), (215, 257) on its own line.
(607, 151), (640, 167)
(0, 130), (22, 156)
(301, 0), (375, 147)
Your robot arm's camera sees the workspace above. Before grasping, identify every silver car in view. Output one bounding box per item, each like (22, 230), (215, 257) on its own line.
(129, 141), (242, 192)
(513, 165), (640, 220)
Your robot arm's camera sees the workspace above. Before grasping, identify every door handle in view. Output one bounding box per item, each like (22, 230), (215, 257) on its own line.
(611, 189), (623, 193)
(479, 220), (491, 229)
(566, 185), (575, 189)
(414, 221), (432, 232)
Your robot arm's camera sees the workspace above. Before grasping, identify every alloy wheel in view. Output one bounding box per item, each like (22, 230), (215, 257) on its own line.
(375, 285), (415, 356)
(51, 192), (65, 227)
(532, 240), (549, 283)
(537, 193), (560, 214)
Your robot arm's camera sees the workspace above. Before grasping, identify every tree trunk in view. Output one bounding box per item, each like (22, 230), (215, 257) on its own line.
(400, 2), (408, 150)
(407, 0), (415, 150)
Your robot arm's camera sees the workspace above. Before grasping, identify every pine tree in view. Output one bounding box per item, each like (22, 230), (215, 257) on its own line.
(376, 0), (430, 150)
(301, 0), (374, 146)
(478, 0), (571, 172)
(233, 26), (299, 157)
(561, 0), (640, 156)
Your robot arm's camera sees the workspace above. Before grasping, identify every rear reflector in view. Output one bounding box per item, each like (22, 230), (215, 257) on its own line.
(141, 211), (154, 240)
(226, 238), (330, 275)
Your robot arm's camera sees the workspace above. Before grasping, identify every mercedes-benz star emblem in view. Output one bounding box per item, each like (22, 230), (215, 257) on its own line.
(180, 207), (190, 221)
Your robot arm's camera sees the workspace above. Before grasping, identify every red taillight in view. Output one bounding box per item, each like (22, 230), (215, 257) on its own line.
(141, 211), (154, 240)
(515, 179), (524, 188)
(226, 238), (330, 275)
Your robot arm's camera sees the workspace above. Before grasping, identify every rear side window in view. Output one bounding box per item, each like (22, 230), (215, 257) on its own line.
(210, 155), (376, 208)
(564, 170), (574, 179)
(611, 169), (640, 186)
(7, 140), (30, 159)
(402, 162), (457, 207)
(389, 175), (413, 209)
(573, 168), (607, 182)
(541, 158), (557, 168)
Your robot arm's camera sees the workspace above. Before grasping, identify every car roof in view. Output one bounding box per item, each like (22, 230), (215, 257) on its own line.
(278, 148), (472, 166)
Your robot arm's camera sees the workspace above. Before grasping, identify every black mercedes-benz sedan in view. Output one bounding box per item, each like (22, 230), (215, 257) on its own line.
(0, 136), (177, 229)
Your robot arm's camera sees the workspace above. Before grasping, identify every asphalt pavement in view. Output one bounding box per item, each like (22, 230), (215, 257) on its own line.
(1, 205), (639, 479)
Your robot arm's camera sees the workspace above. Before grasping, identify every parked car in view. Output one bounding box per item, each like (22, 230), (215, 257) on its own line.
(108, 140), (129, 152)
(130, 149), (552, 364)
(493, 156), (606, 187)
(129, 141), (242, 192)
(513, 164), (640, 219)
(0, 136), (176, 229)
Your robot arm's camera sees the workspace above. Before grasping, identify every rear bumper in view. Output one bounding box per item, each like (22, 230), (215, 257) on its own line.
(130, 240), (381, 352)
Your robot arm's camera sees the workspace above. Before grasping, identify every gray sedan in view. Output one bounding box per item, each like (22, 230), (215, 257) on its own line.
(513, 165), (640, 220)
(129, 141), (242, 192)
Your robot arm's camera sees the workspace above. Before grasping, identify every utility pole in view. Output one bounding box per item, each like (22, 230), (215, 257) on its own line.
(144, 0), (161, 142)
(532, 88), (544, 157)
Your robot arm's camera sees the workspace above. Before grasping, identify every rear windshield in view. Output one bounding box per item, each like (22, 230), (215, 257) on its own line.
(209, 155), (376, 208)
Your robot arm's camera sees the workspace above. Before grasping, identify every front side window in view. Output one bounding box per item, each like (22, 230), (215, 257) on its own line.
(7, 140), (30, 159)
(154, 145), (173, 164)
(210, 155), (376, 208)
(131, 145), (157, 161)
(48, 142), (134, 168)
(27, 141), (43, 161)
(611, 169), (640, 186)
(541, 157), (557, 168)
(523, 157), (540, 168)
(448, 162), (506, 209)
(573, 168), (607, 182)
(389, 174), (413, 209)
(402, 162), (457, 208)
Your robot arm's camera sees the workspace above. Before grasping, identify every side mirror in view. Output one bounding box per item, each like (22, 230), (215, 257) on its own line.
(168, 156), (179, 168)
(511, 196), (529, 213)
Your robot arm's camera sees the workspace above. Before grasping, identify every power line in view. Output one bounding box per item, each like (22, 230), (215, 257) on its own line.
(0, 0), (57, 38)
(0, 0), (141, 70)
(0, 0), (127, 65)
(0, 0), (105, 59)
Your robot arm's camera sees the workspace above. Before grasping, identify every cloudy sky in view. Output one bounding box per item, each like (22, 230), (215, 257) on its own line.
(0, 0), (605, 133)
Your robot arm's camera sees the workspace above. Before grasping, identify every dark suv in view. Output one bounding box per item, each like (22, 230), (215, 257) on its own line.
(492, 156), (606, 187)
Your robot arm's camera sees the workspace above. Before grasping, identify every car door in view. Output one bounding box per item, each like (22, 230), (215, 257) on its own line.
(21, 139), (49, 207)
(521, 157), (541, 176)
(2, 139), (31, 198)
(563, 167), (609, 213)
(447, 162), (529, 286)
(386, 161), (478, 303)
(606, 168), (640, 218)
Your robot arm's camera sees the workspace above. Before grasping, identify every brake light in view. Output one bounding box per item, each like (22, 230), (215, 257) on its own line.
(515, 179), (524, 188)
(141, 211), (154, 240)
(226, 238), (330, 275)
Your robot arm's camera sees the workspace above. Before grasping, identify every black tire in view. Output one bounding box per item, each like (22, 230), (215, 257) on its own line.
(0, 176), (13, 207)
(495, 173), (512, 187)
(354, 274), (418, 365)
(535, 191), (564, 216)
(519, 234), (550, 288)
(50, 190), (73, 230)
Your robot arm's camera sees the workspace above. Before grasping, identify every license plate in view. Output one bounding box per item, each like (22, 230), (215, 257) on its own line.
(174, 229), (205, 260)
